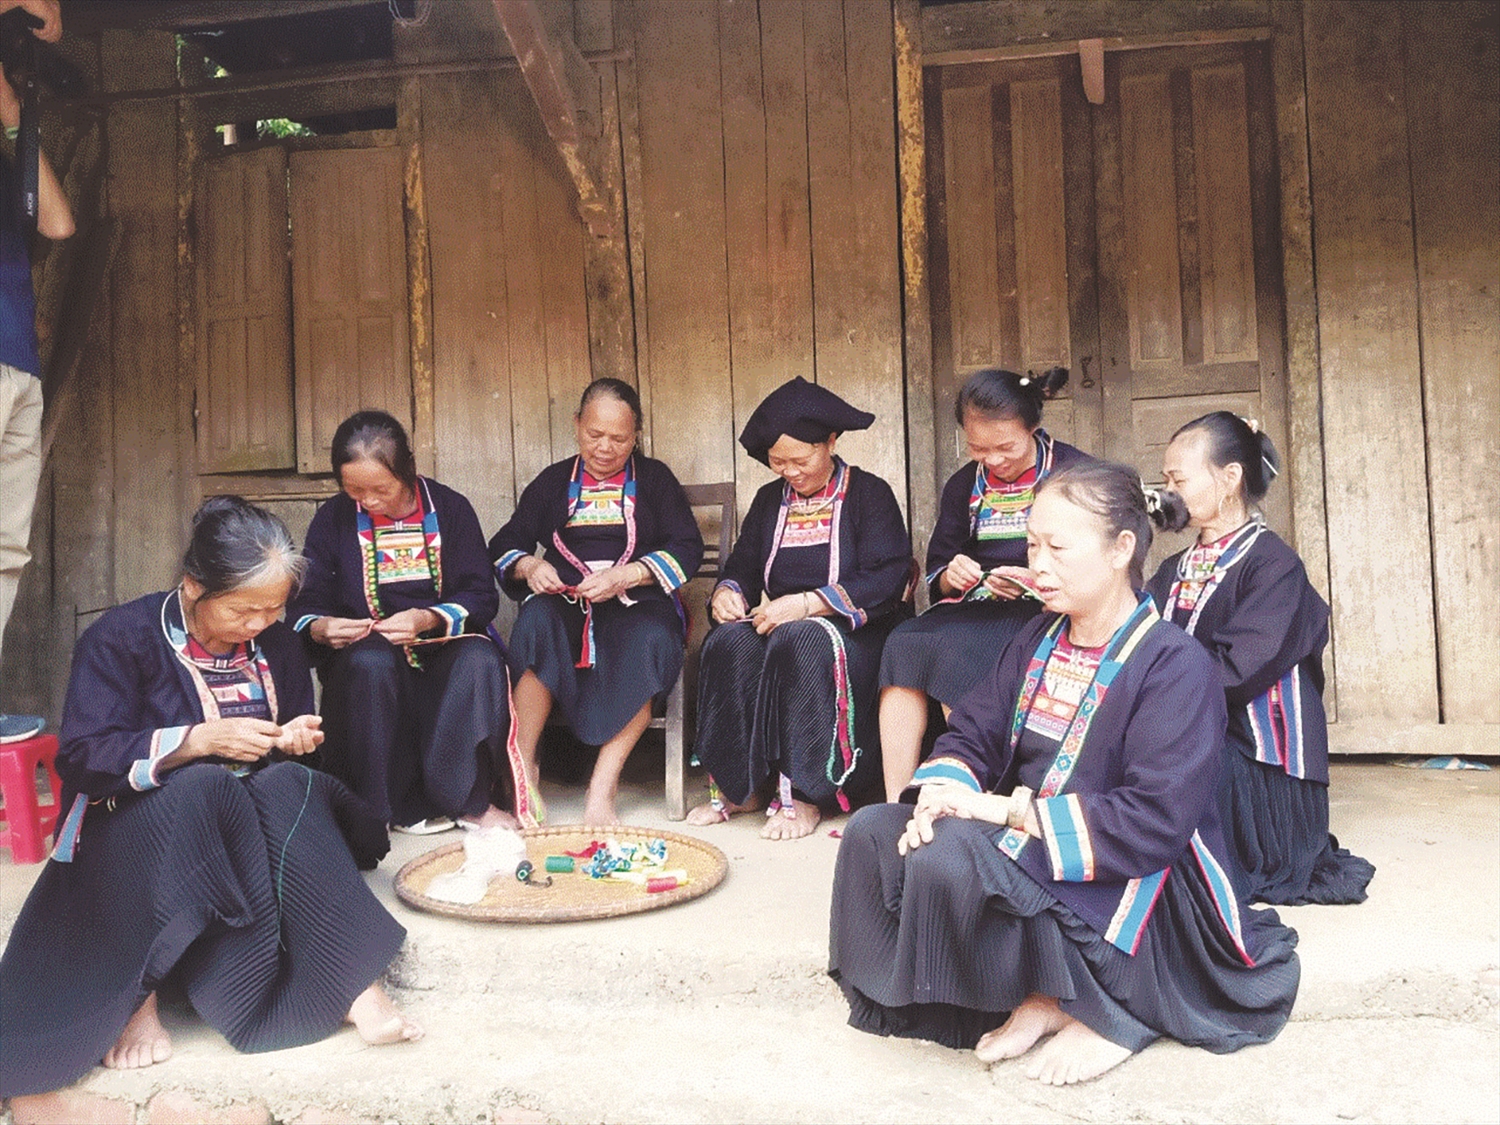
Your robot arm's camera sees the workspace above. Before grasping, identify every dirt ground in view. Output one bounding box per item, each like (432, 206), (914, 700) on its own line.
(2, 757), (1497, 1125)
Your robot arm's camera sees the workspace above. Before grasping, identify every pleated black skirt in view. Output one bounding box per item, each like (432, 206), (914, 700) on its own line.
(694, 612), (906, 809)
(878, 600), (1041, 706)
(318, 633), (512, 825)
(507, 593), (684, 746)
(1221, 747), (1376, 906)
(829, 804), (1300, 1055)
(0, 762), (406, 1097)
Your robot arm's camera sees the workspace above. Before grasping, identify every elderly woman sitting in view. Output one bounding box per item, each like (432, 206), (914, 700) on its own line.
(688, 377), (911, 840)
(830, 462), (1299, 1085)
(0, 497), (417, 1099)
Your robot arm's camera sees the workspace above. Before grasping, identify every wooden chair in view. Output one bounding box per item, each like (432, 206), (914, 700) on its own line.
(653, 482), (736, 820)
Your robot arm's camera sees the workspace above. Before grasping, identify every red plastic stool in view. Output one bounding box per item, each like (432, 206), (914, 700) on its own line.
(0, 734), (62, 864)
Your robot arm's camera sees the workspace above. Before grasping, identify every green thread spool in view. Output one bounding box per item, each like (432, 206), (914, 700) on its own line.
(545, 855), (575, 873)
(515, 860), (534, 883)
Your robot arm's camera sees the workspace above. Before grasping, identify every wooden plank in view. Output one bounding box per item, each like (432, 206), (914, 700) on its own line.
(102, 30), (192, 603)
(1010, 77), (1069, 372)
(1402, 0), (1500, 725)
(290, 147), (413, 474)
(1059, 53), (1104, 458)
(895, 0), (938, 580)
(194, 148), (294, 472)
(926, 67), (959, 478)
(400, 78), (437, 477)
(1269, 1), (1334, 698)
(805, 0), (906, 514)
(990, 83), (1020, 370)
(493, 0), (614, 237)
(419, 70), (518, 531)
(1304, 0), (1437, 723)
(923, 0), (1274, 57)
(941, 83), (1000, 370)
(581, 55), (636, 385)
(628, 0), (733, 487)
(615, 0), (652, 454)
(1192, 63), (1258, 365)
(1119, 72), (1184, 375)
(1092, 53), (1136, 467)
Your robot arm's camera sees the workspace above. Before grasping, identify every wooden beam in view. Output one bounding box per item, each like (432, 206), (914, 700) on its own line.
(64, 0), (378, 34)
(924, 26), (1271, 67)
(492, 0), (615, 238)
(1079, 38), (1104, 104)
(922, 0), (1273, 57)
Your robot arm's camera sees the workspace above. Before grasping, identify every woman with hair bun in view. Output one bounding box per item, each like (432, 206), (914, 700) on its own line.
(878, 367), (1090, 799)
(0, 497), (417, 1098)
(290, 411), (522, 836)
(831, 461), (1298, 1085)
(1146, 411), (1374, 905)
(489, 378), (703, 826)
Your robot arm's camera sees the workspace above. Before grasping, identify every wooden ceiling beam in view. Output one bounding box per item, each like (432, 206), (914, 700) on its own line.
(491, 0), (614, 239)
(64, 0), (378, 34)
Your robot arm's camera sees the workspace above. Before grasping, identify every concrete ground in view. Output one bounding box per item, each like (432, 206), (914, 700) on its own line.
(1, 757), (1497, 1125)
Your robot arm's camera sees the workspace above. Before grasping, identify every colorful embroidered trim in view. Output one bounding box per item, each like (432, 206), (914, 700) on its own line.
(550, 457), (639, 669)
(808, 615), (861, 812)
(995, 597), (1159, 866)
(1165, 517), (1264, 635)
(640, 549), (689, 592)
(763, 458), (850, 594)
(356, 478), (445, 669)
(911, 757), (981, 791)
(1103, 868), (1171, 955)
(128, 725), (191, 792)
(965, 429), (1055, 539)
(1190, 831), (1255, 966)
(1248, 665), (1307, 779)
(1035, 792), (1093, 882)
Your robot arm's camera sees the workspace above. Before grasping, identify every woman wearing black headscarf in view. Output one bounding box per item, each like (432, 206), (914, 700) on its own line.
(688, 378), (912, 840)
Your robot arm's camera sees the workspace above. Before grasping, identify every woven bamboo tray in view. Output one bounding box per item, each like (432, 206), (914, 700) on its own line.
(394, 824), (729, 923)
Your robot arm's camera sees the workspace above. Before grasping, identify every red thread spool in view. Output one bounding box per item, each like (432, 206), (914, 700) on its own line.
(646, 876), (682, 894)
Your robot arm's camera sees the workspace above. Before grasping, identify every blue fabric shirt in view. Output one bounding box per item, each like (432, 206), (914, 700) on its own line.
(0, 151), (40, 376)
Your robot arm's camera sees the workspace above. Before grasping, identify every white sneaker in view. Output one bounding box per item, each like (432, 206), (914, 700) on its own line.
(392, 816), (457, 836)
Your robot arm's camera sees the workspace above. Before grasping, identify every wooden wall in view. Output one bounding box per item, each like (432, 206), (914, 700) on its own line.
(1, 0), (1494, 759)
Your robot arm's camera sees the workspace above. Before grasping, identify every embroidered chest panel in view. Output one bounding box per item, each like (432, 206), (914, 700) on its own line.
(781, 495), (836, 548)
(975, 470), (1037, 542)
(373, 522), (432, 585)
(1024, 639), (1104, 742)
(566, 476), (627, 528)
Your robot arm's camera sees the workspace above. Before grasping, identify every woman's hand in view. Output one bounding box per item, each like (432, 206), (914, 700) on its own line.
(272, 714), (324, 756)
(575, 564), (638, 603)
(371, 608), (442, 646)
(897, 782), (1011, 854)
(752, 592), (819, 635)
(163, 718), (283, 772)
(940, 554), (984, 596)
(981, 572), (1024, 600)
(309, 616), (375, 649)
(711, 586), (750, 624)
(515, 556), (568, 596)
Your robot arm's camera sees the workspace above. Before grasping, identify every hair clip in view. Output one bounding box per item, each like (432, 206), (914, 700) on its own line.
(1262, 454), (1279, 479)
(1239, 415), (1261, 434)
(1142, 485), (1162, 515)
(1018, 376), (1032, 387)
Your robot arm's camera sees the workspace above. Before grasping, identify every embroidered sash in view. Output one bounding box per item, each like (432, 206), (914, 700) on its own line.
(808, 616), (860, 812)
(356, 478), (444, 669)
(548, 456), (639, 669)
(995, 597), (1159, 863)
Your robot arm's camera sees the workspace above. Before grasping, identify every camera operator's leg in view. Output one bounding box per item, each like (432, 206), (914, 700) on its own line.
(0, 364), (42, 668)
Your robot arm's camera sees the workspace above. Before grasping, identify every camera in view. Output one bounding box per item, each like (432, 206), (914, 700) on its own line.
(0, 7), (41, 89)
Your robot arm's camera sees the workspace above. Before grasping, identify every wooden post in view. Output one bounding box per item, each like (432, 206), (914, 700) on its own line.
(492, 0), (616, 238)
(399, 77), (437, 478)
(895, 0), (936, 590)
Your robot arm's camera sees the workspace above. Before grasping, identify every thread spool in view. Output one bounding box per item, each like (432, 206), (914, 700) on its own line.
(545, 855), (574, 873)
(646, 876), (686, 894)
(515, 859), (534, 883)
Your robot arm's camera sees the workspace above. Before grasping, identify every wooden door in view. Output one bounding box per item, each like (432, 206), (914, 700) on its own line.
(928, 44), (1288, 569)
(1094, 44), (1288, 569)
(195, 147), (295, 473)
(927, 54), (1103, 484)
(289, 147), (412, 474)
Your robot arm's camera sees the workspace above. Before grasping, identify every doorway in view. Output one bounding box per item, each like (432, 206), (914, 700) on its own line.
(926, 42), (1289, 568)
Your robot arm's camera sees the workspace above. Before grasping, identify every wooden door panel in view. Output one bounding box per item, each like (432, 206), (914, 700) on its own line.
(290, 147), (412, 474)
(195, 147), (295, 473)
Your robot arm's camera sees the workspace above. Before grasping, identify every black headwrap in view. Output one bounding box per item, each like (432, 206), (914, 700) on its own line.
(738, 377), (875, 466)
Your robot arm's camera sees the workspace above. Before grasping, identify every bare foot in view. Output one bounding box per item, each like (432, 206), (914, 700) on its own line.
(686, 793), (763, 826)
(346, 983), (423, 1046)
(1023, 1017), (1133, 1085)
(460, 805), (519, 832)
(103, 992), (172, 1070)
(582, 788), (621, 828)
(760, 798), (821, 841)
(975, 994), (1069, 1063)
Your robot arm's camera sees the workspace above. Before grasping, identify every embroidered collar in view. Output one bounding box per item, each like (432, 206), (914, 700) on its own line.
(161, 589), (279, 721)
(1167, 516), (1265, 636)
(356, 477), (443, 621)
(764, 457), (851, 590)
(967, 429), (1056, 537)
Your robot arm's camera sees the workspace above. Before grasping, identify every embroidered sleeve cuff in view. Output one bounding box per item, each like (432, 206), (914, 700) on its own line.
(129, 725), (191, 791)
(431, 603), (467, 637)
(815, 584), (867, 628)
(640, 550), (690, 592)
(292, 614), (320, 633)
(911, 757), (982, 792)
(714, 579), (744, 600)
(1035, 793), (1095, 882)
(493, 549), (527, 580)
